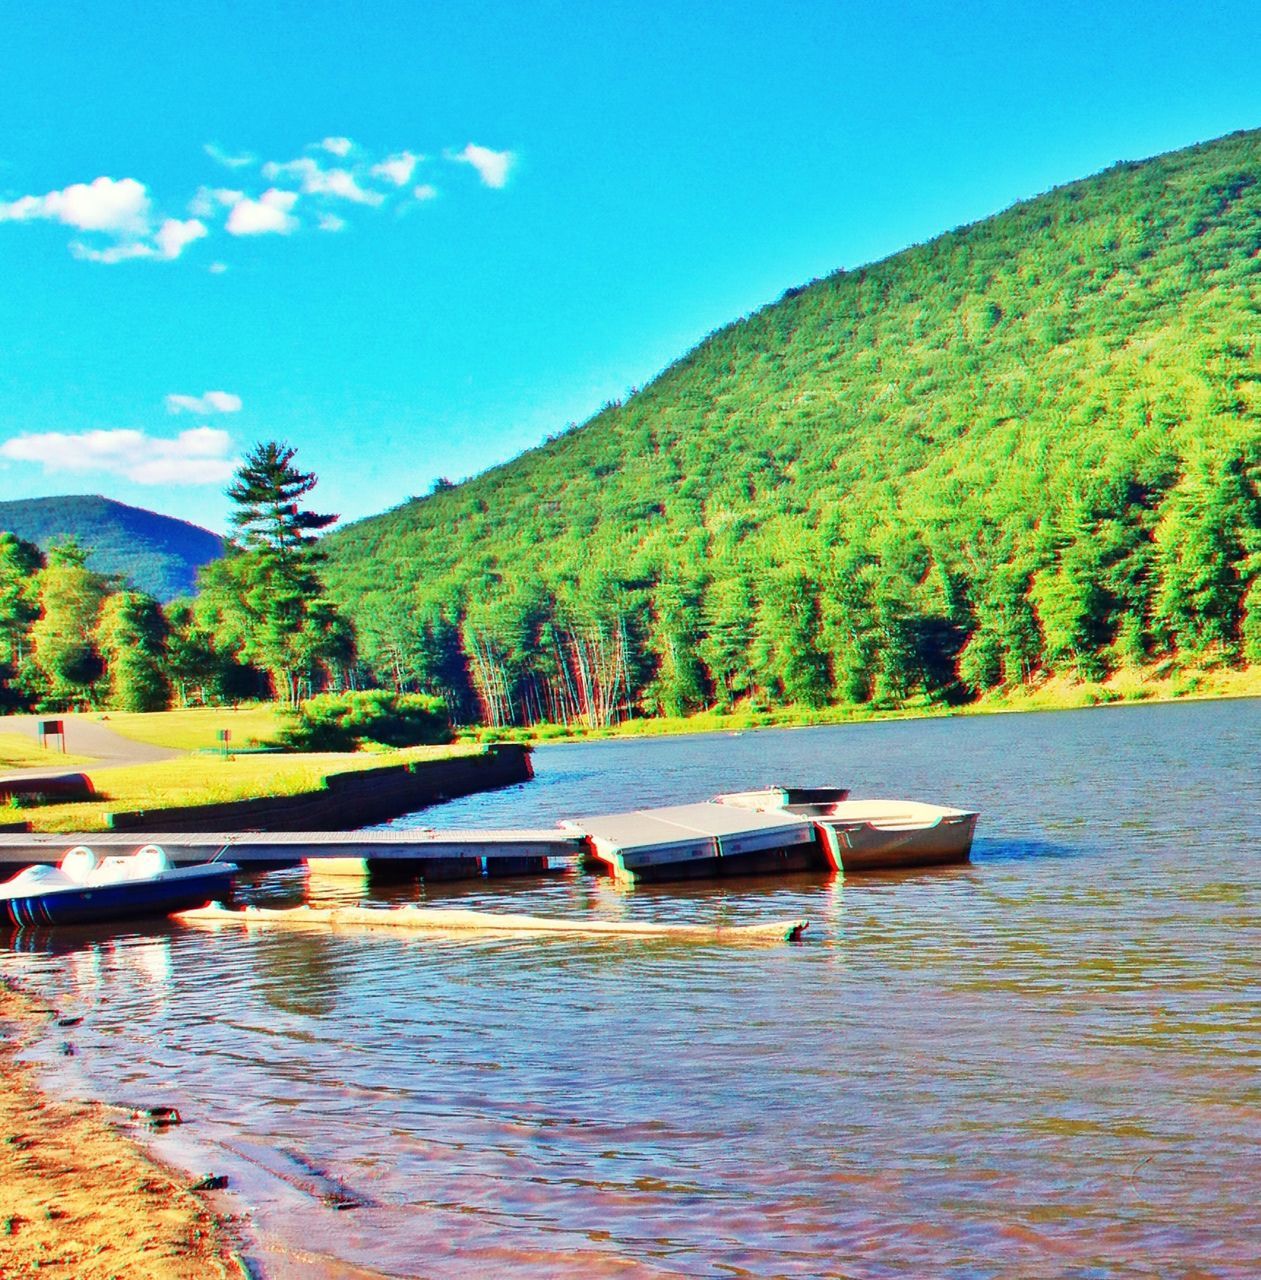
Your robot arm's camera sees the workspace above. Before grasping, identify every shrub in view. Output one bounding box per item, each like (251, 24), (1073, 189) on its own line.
(278, 691), (451, 752)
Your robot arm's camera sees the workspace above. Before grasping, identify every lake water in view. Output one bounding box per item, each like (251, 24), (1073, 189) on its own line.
(3, 700), (1259, 1278)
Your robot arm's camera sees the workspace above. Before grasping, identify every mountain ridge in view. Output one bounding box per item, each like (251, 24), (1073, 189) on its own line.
(0, 495), (223, 601)
(321, 127), (1261, 724)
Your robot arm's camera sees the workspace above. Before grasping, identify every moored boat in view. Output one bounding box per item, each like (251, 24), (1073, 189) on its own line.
(0, 844), (238, 928)
(715, 789), (979, 872)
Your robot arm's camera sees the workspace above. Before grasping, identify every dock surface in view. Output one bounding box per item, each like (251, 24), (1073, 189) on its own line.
(0, 829), (585, 868)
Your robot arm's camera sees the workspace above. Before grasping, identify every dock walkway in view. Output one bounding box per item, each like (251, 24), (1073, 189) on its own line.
(0, 829), (585, 879)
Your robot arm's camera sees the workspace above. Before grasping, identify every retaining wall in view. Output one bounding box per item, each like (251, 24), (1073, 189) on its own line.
(103, 744), (533, 833)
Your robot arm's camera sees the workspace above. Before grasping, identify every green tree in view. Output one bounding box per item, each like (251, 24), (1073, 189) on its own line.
(0, 533), (43, 710)
(97, 591), (170, 711)
(202, 441), (353, 703)
(30, 541), (108, 709)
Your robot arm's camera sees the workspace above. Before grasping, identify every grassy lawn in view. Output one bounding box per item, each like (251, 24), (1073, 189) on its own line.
(85, 704), (286, 752)
(22, 743), (482, 833)
(0, 733), (94, 771)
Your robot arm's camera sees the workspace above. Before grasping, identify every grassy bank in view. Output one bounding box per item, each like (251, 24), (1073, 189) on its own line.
(0, 734), (93, 771)
(87, 705), (285, 752)
(459, 661), (1261, 746)
(21, 743), (482, 833)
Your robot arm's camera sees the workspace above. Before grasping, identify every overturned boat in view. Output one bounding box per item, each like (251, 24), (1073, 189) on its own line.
(0, 844), (238, 928)
(564, 787), (978, 884)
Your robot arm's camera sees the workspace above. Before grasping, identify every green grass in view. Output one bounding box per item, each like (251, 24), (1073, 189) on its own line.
(86, 704), (285, 752)
(23, 743), (482, 833)
(0, 733), (93, 771)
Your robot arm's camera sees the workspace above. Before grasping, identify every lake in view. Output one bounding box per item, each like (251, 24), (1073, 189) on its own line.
(3, 699), (1259, 1278)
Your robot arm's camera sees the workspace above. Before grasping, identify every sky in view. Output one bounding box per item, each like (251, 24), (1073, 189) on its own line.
(0, 0), (1258, 534)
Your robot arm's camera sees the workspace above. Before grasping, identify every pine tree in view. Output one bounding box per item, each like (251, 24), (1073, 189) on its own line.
(204, 441), (352, 703)
(227, 441), (337, 558)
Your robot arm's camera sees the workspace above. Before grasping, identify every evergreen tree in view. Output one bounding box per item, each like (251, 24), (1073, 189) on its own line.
(204, 441), (353, 703)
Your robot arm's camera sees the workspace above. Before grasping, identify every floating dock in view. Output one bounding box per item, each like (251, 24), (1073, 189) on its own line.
(561, 803), (823, 881)
(0, 786), (978, 886)
(0, 829), (585, 880)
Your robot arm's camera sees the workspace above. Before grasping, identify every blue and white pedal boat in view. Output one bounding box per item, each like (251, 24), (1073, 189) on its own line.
(0, 844), (238, 928)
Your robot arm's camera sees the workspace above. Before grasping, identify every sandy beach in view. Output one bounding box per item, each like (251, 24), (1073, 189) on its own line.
(0, 978), (240, 1280)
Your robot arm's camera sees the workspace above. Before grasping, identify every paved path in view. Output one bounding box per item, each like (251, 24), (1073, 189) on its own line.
(0, 714), (180, 779)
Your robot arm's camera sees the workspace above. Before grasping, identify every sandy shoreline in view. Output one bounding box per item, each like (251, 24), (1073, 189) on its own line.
(0, 977), (242, 1279)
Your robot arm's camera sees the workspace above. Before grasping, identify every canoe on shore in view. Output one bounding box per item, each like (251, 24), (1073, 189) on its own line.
(177, 902), (809, 943)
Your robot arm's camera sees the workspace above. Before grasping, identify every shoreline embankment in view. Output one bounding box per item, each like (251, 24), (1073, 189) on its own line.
(0, 978), (243, 1279)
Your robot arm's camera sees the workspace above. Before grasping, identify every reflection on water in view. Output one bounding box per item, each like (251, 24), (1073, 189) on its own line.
(4, 700), (1260, 1278)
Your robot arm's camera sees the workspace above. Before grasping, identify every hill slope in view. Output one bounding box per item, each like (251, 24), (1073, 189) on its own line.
(324, 130), (1261, 724)
(0, 496), (223, 601)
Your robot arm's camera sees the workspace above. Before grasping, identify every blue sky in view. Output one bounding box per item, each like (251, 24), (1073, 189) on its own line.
(0, 0), (1258, 533)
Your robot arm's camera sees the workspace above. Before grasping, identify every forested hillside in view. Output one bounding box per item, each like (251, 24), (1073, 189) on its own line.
(0, 496), (222, 601)
(323, 130), (1261, 726)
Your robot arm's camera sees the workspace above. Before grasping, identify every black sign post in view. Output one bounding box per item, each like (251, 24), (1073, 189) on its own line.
(218, 728), (232, 760)
(39, 719), (66, 753)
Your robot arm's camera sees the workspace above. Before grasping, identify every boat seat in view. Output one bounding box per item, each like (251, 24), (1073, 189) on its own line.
(133, 845), (172, 877)
(59, 846), (100, 883)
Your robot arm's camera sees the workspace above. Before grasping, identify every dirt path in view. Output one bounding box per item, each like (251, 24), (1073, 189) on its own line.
(0, 979), (241, 1279)
(0, 715), (180, 778)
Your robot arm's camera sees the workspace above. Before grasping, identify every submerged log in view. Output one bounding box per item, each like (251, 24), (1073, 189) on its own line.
(177, 902), (809, 943)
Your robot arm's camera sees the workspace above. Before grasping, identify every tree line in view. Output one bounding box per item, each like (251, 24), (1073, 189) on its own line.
(4, 133), (1260, 725)
(320, 131), (1261, 725)
(0, 443), (352, 713)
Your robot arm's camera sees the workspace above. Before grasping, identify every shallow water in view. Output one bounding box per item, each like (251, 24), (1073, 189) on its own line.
(3, 700), (1259, 1278)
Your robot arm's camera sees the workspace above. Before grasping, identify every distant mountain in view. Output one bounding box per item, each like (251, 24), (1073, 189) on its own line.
(0, 495), (223, 601)
(323, 128), (1261, 724)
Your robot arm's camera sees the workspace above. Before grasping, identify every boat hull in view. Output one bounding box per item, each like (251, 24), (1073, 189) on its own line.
(0, 865), (237, 928)
(815, 812), (977, 872)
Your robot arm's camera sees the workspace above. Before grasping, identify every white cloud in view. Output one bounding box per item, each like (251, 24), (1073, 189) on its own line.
(0, 427), (236, 485)
(189, 186), (244, 217)
(262, 156), (383, 205)
(452, 144), (514, 188)
(318, 212), (346, 232)
(204, 143), (257, 169)
(155, 217), (209, 258)
(320, 136), (354, 157)
(0, 176), (150, 234)
(165, 390), (242, 415)
(69, 216), (207, 264)
(372, 151), (421, 186)
(413, 183), (438, 202)
(225, 188), (298, 235)
(208, 261), (228, 274)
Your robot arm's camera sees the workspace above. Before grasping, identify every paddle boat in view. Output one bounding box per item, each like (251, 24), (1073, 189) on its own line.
(0, 844), (238, 928)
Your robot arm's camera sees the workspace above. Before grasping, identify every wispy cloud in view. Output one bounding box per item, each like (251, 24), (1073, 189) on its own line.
(165, 390), (242, 414)
(0, 134), (516, 265)
(372, 151), (421, 187)
(70, 218), (207, 264)
(262, 156), (384, 205)
(204, 143), (257, 169)
(0, 427), (236, 485)
(189, 186), (244, 217)
(451, 144), (514, 188)
(225, 188), (298, 236)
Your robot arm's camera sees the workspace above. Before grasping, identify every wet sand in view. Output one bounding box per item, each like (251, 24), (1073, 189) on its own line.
(0, 978), (240, 1280)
